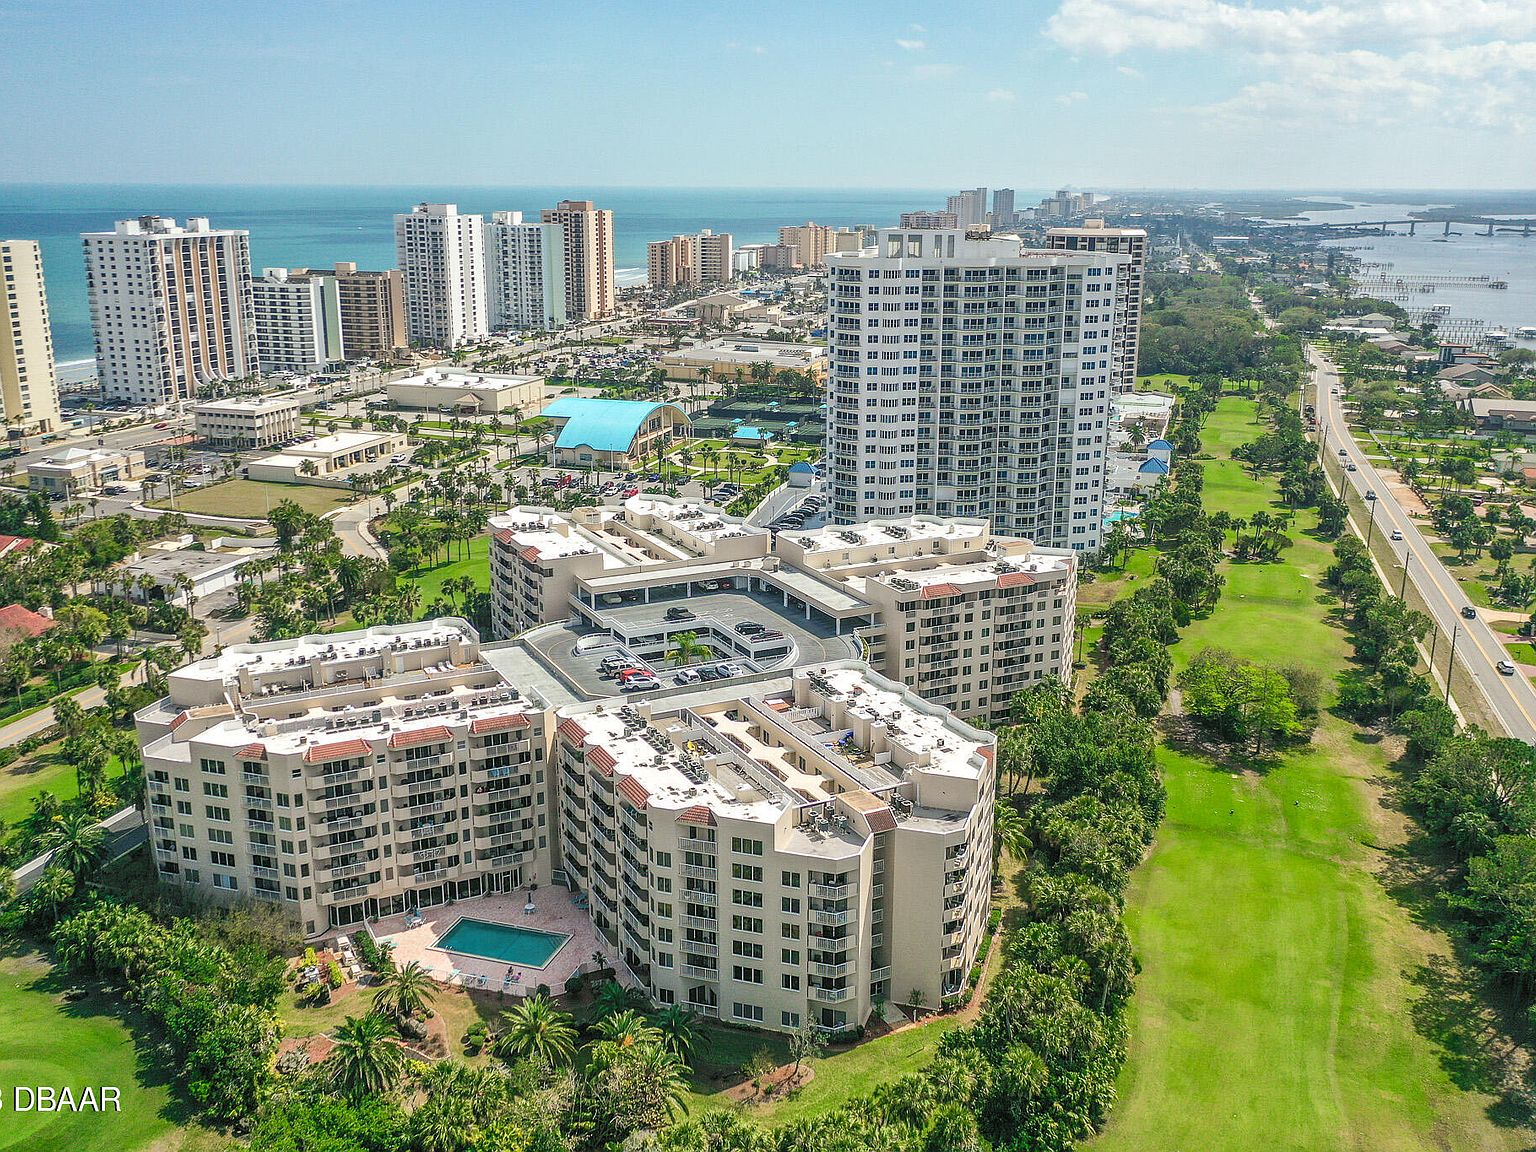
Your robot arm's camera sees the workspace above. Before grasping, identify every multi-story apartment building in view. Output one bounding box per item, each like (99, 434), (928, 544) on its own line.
(990, 189), (1017, 228)
(648, 230), (734, 290)
(944, 188), (989, 228)
(82, 216), (257, 405)
(555, 662), (994, 1027)
(484, 212), (568, 332)
(0, 240), (62, 433)
(136, 620), (995, 1032)
(1045, 221), (1148, 393)
(899, 212), (957, 230)
(776, 223), (859, 270)
(293, 263), (406, 360)
(541, 201), (614, 321)
(136, 619), (557, 937)
(394, 204), (488, 349)
(490, 496), (1074, 724)
(251, 268), (343, 373)
(823, 225), (1124, 552)
(191, 393), (304, 449)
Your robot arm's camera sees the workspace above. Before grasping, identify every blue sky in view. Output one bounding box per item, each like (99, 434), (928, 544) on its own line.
(3, 0), (1535, 188)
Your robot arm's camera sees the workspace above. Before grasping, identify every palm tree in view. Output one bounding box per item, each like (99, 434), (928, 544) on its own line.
(651, 1004), (704, 1061)
(667, 630), (712, 668)
(328, 1012), (406, 1098)
(372, 959), (437, 1021)
(593, 1009), (661, 1050)
(992, 798), (1029, 874)
(589, 978), (650, 1021)
(494, 994), (577, 1066)
(38, 811), (105, 878)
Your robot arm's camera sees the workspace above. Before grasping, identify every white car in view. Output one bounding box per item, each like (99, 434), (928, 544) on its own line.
(672, 669), (701, 685)
(1498, 659), (1517, 676)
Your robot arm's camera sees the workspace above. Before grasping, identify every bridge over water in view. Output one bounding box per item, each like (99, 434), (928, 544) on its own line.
(1271, 217), (1536, 237)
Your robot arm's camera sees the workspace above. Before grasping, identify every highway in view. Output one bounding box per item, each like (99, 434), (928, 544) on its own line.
(1311, 346), (1536, 742)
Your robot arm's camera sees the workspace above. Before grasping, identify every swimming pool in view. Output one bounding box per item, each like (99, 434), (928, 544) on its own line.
(433, 918), (571, 968)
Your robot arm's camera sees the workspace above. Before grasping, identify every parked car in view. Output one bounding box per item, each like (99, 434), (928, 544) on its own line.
(756, 630), (784, 642)
(734, 621), (765, 635)
(621, 677), (660, 692)
(697, 666), (723, 682)
(715, 662), (745, 677)
(154, 421), (169, 429)
(665, 606), (695, 621)
(617, 667), (654, 682)
(672, 669), (701, 685)
(622, 486), (640, 498)
(1498, 659), (1517, 676)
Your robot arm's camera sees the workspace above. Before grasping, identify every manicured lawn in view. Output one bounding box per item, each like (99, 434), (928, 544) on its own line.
(1092, 395), (1532, 1152)
(406, 535), (492, 609)
(0, 948), (220, 1152)
(0, 747), (124, 828)
(150, 479), (352, 518)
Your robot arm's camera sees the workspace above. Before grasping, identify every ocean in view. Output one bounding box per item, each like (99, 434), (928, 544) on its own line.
(0, 183), (970, 367)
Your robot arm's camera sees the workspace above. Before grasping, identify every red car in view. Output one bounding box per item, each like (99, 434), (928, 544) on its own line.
(154, 421), (169, 429)
(621, 486), (640, 498)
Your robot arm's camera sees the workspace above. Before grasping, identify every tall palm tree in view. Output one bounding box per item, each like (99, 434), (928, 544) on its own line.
(372, 958), (437, 1021)
(494, 994), (577, 1066)
(328, 1012), (406, 1098)
(667, 631), (713, 668)
(592, 1008), (661, 1050)
(651, 1004), (705, 1061)
(38, 810), (105, 878)
(993, 798), (1030, 874)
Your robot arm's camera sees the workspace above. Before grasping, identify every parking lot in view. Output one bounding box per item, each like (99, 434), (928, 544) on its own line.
(522, 587), (862, 698)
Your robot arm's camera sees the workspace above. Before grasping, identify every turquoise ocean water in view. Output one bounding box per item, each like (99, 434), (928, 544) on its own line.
(0, 184), (964, 365)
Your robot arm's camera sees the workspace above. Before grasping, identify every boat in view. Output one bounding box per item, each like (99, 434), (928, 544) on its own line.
(1487, 328), (1514, 345)
(1490, 280), (1509, 289)
(1517, 325), (1536, 338)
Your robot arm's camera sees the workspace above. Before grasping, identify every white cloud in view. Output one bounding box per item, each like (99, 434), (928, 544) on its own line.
(896, 38), (925, 50)
(909, 23), (927, 33)
(986, 88), (1018, 102)
(911, 62), (959, 80)
(1117, 64), (1141, 77)
(1055, 89), (1090, 105)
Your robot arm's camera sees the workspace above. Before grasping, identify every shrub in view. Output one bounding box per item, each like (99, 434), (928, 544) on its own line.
(564, 972), (585, 996)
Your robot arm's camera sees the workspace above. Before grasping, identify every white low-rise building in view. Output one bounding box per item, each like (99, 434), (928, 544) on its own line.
(659, 338), (827, 383)
(28, 445), (146, 496)
(246, 429), (407, 485)
(386, 368), (545, 416)
(193, 394), (305, 449)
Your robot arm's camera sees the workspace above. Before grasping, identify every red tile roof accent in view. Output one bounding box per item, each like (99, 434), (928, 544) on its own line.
(167, 710), (190, 731)
(588, 746), (617, 776)
(388, 725), (451, 750)
(865, 809), (897, 834)
(494, 529), (514, 545)
(0, 535), (36, 560)
(236, 742), (268, 761)
(520, 546), (542, 563)
(304, 737), (372, 763)
(557, 719), (588, 745)
(978, 744), (995, 765)
(616, 777), (649, 808)
(677, 805), (715, 826)
(921, 583), (962, 599)
(0, 603), (55, 638)
(470, 713), (531, 735)
(997, 571), (1037, 589)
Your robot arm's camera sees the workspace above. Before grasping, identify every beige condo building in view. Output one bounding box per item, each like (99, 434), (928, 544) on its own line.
(541, 201), (615, 321)
(1045, 221), (1148, 393)
(0, 240), (62, 433)
(293, 264), (407, 360)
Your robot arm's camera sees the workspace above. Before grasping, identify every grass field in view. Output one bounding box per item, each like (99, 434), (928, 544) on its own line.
(0, 746), (124, 827)
(151, 479), (352, 518)
(1092, 394), (1533, 1152)
(406, 535), (492, 608)
(0, 947), (219, 1152)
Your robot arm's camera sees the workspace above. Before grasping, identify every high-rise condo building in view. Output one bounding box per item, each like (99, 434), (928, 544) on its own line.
(647, 230), (734, 290)
(824, 226), (1124, 551)
(990, 189), (1017, 228)
(900, 212), (958, 230)
(394, 204), (488, 349)
(1045, 221), (1148, 393)
(318, 264), (407, 360)
(251, 268), (343, 373)
(776, 223), (858, 270)
(83, 216), (257, 405)
(944, 188), (989, 228)
(540, 201), (615, 321)
(0, 241), (63, 433)
(485, 212), (568, 333)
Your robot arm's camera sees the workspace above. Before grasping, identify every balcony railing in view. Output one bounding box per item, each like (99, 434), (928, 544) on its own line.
(810, 882), (855, 900)
(245, 818), (275, 833)
(808, 984), (851, 1003)
(681, 963), (718, 981)
(869, 965), (891, 984)
(680, 862), (716, 880)
(680, 914), (716, 932)
(809, 907), (851, 927)
(683, 888), (717, 907)
(810, 960), (854, 978)
(250, 864), (280, 880)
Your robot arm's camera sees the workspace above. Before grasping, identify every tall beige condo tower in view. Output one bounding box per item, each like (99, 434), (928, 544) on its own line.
(82, 216), (257, 405)
(541, 200), (615, 320)
(0, 241), (62, 433)
(1045, 221), (1148, 393)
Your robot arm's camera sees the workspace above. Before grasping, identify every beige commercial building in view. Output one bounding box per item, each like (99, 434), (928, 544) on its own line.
(490, 497), (1074, 725)
(28, 445), (146, 496)
(293, 264), (406, 360)
(0, 240), (62, 433)
(245, 429), (408, 485)
(386, 368), (544, 416)
(659, 338), (827, 384)
(82, 216), (257, 405)
(1045, 221), (1148, 393)
(136, 617), (994, 1029)
(541, 200), (615, 321)
(192, 394), (305, 449)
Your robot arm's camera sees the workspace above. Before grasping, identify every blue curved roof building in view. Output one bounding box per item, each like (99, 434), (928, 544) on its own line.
(539, 397), (691, 467)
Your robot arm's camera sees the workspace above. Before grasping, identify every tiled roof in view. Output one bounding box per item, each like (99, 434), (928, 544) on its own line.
(588, 746), (617, 776)
(616, 777), (649, 807)
(557, 719), (588, 744)
(865, 809), (897, 834)
(236, 742), (268, 761)
(494, 529), (514, 545)
(997, 571), (1036, 588)
(520, 546), (542, 563)
(388, 725), (451, 750)
(304, 737), (372, 763)
(470, 713), (530, 734)
(0, 603), (54, 638)
(167, 710), (190, 731)
(677, 805), (716, 826)
(921, 583), (963, 599)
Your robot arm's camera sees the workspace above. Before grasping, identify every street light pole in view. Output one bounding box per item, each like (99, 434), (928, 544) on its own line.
(1398, 549), (1411, 600)
(1365, 498), (1378, 547)
(1445, 622), (1460, 706)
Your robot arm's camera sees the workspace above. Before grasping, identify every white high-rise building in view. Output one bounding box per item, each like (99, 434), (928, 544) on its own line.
(251, 268), (343, 373)
(824, 227), (1124, 551)
(394, 204), (488, 349)
(82, 216), (257, 405)
(1046, 221), (1148, 394)
(0, 240), (62, 433)
(541, 200), (615, 321)
(485, 212), (568, 332)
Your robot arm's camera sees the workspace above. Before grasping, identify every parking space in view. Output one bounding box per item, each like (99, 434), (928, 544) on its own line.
(521, 587), (862, 698)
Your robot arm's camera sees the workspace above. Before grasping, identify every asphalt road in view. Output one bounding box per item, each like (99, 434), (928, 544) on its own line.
(1311, 345), (1536, 742)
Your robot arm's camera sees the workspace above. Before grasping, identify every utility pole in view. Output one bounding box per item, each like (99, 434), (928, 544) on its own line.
(1398, 550), (1411, 600)
(1445, 622), (1460, 706)
(1365, 498), (1378, 547)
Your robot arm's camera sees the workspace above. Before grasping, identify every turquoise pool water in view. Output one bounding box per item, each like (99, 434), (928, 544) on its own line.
(434, 918), (570, 968)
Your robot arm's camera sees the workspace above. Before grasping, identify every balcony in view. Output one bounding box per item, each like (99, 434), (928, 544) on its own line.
(680, 862), (716, 880)
(810, 882), (855, 900)
(680, 913), (716, 932)
(808, 984), (851, 1003)
(413, 846), (447, 863)
(328, 882), (372, 901)
(245, 817), (275, 833)
(148, 778), (170, 793)
(683, 888), (717, 907)
(241, 771), (269, 786)
(869, 965), (891, 984)
(324, 860), (370, 880)
(414, 867), (447, 883)
(153, 844), (178, 860)
(318, 765), (369, 786)
(809, 907), (851, 927)
(404, 776), (451, 795)
(244, 794), (274, 810)
(682, 939), (719, 957)
(810, 959), (854, 978)
(250, 864), (280, 880)
(680, 964), (718, 981)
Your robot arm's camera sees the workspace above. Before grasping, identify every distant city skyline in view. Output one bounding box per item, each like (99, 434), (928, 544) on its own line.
(4, 1), (1535, 188)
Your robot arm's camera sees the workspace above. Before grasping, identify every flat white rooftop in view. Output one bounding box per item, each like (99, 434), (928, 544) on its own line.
(392, 369), (543, 391)
(174, 619), (471, 686)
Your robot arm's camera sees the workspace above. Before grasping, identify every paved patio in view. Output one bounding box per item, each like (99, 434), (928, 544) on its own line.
(367, 891), (627, 995)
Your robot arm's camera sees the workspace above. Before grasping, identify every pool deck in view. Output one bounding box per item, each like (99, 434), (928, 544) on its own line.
(367, 891), (635, 994)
